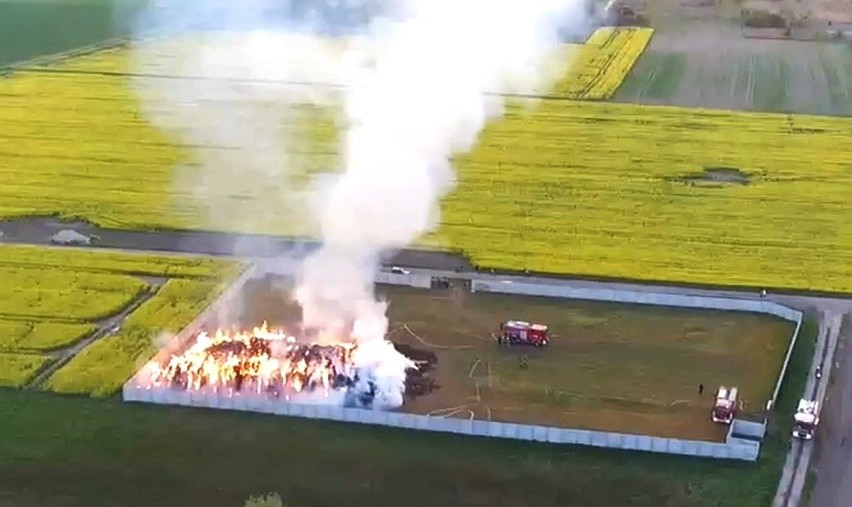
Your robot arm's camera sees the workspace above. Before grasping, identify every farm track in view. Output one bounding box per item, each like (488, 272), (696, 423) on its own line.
(24, 279), (165, 390)
(2, 37), (130, 71)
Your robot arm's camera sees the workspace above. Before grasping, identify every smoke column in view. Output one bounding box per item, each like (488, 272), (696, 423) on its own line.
(128, 0), (588, 409)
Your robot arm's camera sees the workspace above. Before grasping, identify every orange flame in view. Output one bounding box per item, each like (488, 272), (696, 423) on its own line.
(144, 322), (358, 397)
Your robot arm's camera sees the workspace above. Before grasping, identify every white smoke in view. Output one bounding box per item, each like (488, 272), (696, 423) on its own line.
(129, 0), (589, 409)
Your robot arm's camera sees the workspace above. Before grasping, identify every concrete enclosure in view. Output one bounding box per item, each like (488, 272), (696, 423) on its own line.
(123, 265), (804, 463)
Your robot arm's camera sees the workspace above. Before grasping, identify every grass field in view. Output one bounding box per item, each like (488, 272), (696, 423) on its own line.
(228, 277), (795, 441)
(0, 0), (137, 66)
(0, 244), (240, 392)
(3, 46), (852, 291)
(620, 45), (852, 115)
(0, 315), (817, 507)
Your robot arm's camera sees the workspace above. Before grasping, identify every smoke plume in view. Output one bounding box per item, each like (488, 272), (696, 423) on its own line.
(129, 0), (588, 408)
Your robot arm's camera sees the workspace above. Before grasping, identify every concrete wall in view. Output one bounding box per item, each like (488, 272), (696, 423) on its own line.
(470, 280), (801, 321)
(770, 312), (803, 410)
(250, 260), (433, 289)
(123, 384), (760, 461)
(729, 419), (767, 441)
(374, 271), (432, 288)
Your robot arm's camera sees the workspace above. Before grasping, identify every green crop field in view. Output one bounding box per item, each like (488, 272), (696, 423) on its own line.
(615, 21), (852, 115)
(0, 244), (240, 391)
(0, 0), (138, 66)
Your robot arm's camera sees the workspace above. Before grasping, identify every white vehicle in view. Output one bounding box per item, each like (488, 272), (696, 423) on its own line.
(390, 266), (410, 275)
(50, 229), (91, 245)
(793, 399), (820, 440)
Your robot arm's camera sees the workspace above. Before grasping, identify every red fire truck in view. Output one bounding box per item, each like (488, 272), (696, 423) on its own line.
(497, 321), (549, 347)
(711, 386), (738, 424)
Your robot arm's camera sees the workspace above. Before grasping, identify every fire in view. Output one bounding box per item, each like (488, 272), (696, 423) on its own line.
(143, 322), (359, 398)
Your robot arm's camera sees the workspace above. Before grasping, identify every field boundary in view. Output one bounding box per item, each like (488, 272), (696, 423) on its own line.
(123, 265), (805, 462)
(2, 37), (129, 72)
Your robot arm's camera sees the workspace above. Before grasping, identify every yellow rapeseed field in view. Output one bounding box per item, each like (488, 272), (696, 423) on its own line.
(0, 320), (95, 351)
(0, 245), (241, 392)
(46, 278), (232, 396)
(436, 102), (852, 291)
(0, 353), (52, 388)
(551, 27), (654, 99)
(0, 244), (241, 278)
(0, 266), (147, 321)
(3, 38), (852, 292)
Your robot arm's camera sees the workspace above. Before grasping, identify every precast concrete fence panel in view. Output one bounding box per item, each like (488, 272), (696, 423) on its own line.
(123, 384), (761, 461)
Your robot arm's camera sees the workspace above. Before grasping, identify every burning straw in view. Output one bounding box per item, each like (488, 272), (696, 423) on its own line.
(136, 322), (415, 409)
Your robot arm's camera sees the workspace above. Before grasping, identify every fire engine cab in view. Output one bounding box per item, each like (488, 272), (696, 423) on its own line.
(711, 386), (738, 424)
(793, 398), (820, 440)
(497, 321), (549, 347)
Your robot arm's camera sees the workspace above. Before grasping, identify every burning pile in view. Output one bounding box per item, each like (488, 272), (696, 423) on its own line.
(141, 323), (390, 408)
